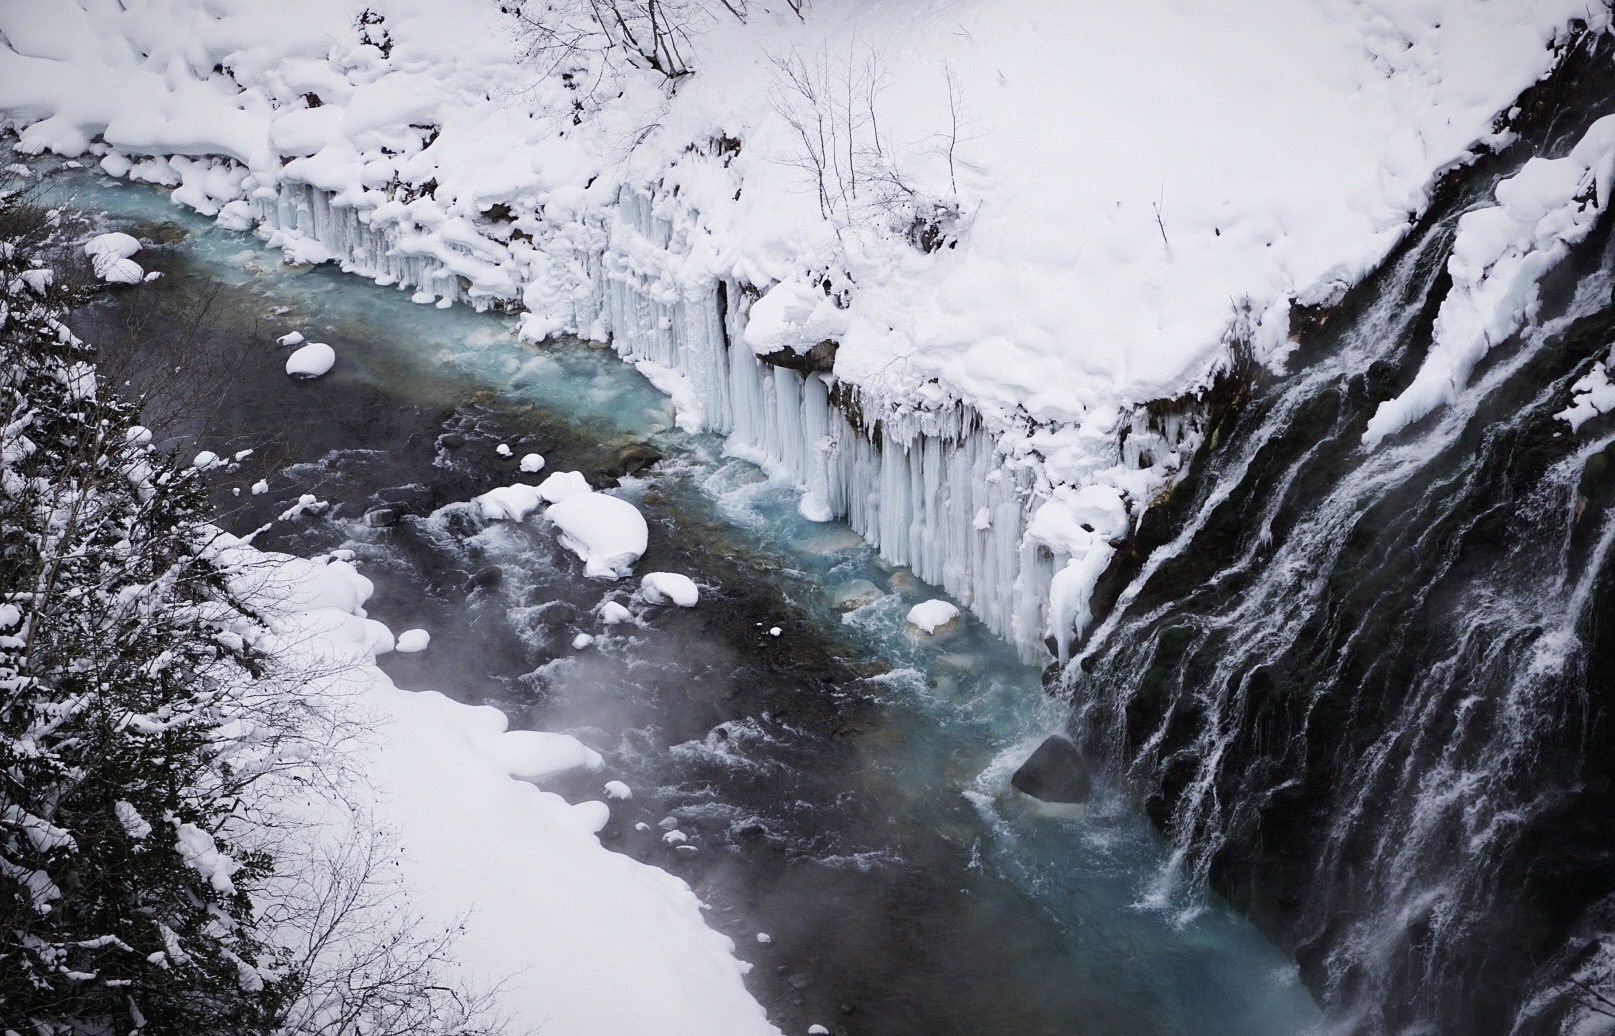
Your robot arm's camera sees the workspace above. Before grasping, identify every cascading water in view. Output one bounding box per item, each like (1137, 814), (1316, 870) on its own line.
(1063, 38), (1615, 1034)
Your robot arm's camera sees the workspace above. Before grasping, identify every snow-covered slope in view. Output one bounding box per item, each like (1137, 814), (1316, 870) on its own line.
(216, 536), (779, 1036)
(0, 0), (1599, 658)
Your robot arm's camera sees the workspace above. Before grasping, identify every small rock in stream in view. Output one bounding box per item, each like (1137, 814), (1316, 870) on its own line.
(1010, 735), (1093, 804)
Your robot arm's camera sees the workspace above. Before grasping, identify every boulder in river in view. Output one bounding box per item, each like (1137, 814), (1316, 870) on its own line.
(1011, 736), (1092, 805)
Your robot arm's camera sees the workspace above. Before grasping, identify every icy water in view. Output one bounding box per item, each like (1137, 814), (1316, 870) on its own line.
(42, 159), (1319, 1035)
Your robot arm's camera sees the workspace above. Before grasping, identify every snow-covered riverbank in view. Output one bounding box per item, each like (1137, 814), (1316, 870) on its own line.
(2, 0), (1599, 660)
(220, 534), (779, 1036)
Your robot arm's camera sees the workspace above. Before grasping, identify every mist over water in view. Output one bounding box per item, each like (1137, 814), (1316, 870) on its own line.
(46, 159), (1319, 1035)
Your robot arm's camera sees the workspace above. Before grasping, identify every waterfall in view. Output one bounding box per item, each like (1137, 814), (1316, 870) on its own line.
(1062, 41), (1615, 1033)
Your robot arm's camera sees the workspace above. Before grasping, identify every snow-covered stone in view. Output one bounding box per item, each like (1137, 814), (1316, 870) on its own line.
(285, 342), (335, 379)
(547, 493), (648, 578)
(396, 628), (430, 653)
(906, 599), (960, 634)
(640, 572), (699, 607)
(537, 470), (591, 503)
(520, 452), (545, 473)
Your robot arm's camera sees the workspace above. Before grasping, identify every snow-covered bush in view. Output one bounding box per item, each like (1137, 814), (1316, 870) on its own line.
(0, 180), (506, 1036)
(0, 182), (290, 1033)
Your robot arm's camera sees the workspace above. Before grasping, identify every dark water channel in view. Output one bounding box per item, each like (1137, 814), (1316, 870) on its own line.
(43, 160), (1319, 1036)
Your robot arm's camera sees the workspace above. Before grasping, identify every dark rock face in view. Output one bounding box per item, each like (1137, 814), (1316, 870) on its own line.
(604, 443), (663, 478)
(467, 565), (503, 591)
(1010, 736), (1092, 804)
(756, 338), (838, 375)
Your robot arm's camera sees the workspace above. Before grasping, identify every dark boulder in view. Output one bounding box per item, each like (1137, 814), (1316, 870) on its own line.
(1011, 736), (1092, 804)
(467, 565), (503, 591)
(604, 443), (663, 478)
(756, 338), (838, 375)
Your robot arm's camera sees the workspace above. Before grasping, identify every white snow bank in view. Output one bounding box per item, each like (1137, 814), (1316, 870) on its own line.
(215, 537), (778, 1036)
(1365, 114), (1615, 447)
(285, 342), (335, 379)
(641, 572), (699, 607)
(7, 0), (1603, 659)
(547, 492), (649, 579)
(906, 599), (960, 634)
(4, 0), (1597, 421)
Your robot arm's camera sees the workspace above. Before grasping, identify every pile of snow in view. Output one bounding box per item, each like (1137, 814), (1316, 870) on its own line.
(538, 470), (592, 502)
(547, 492), (649, 579)
(476, 482), (546, 522)
(906, 599), (960, 634)
(520, 452), (545, 473)
(285, 341), (335, 379)
(476, 471), (593, 521)
(213, 538), (779, 1036)
(641, 572), (699, 607)
(275, 330), (305, 347)
(395, 628), (430, 652)
(1561, 348), (1615, 431)
(599, 600), (632, 624)
(83, 232), (142, 283)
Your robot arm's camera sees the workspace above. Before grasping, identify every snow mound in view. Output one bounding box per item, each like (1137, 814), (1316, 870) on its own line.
(285, 342), (335, 379)
(743, 280), (848, 358)
(641, 572), (699, 607)
(906, 599), (960, 634)
(275, 330), (304, 347)
(537, 470), (592, 503)
(599, 601), (632, 624)
(84, 232), (144, 283)
(396, 628), (430, 653)
(547, 492), (648, 579)
(520, 452), (545, 473)
(476, 483), (544, 522)
(487, 728), (603, 781)
(84, 231), (139, 259)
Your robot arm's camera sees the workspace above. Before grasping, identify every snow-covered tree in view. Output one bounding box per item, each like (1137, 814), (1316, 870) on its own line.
(0, 185), (291, 1034)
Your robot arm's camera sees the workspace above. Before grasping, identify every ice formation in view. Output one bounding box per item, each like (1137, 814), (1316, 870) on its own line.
(3, 0), (1602, 664)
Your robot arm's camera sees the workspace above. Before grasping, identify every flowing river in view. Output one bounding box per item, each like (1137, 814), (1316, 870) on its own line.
(39, 156), (1318, 1035)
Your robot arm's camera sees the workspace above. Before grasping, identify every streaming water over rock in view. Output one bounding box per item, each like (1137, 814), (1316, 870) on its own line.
(1063, 40), (1615, 1034)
